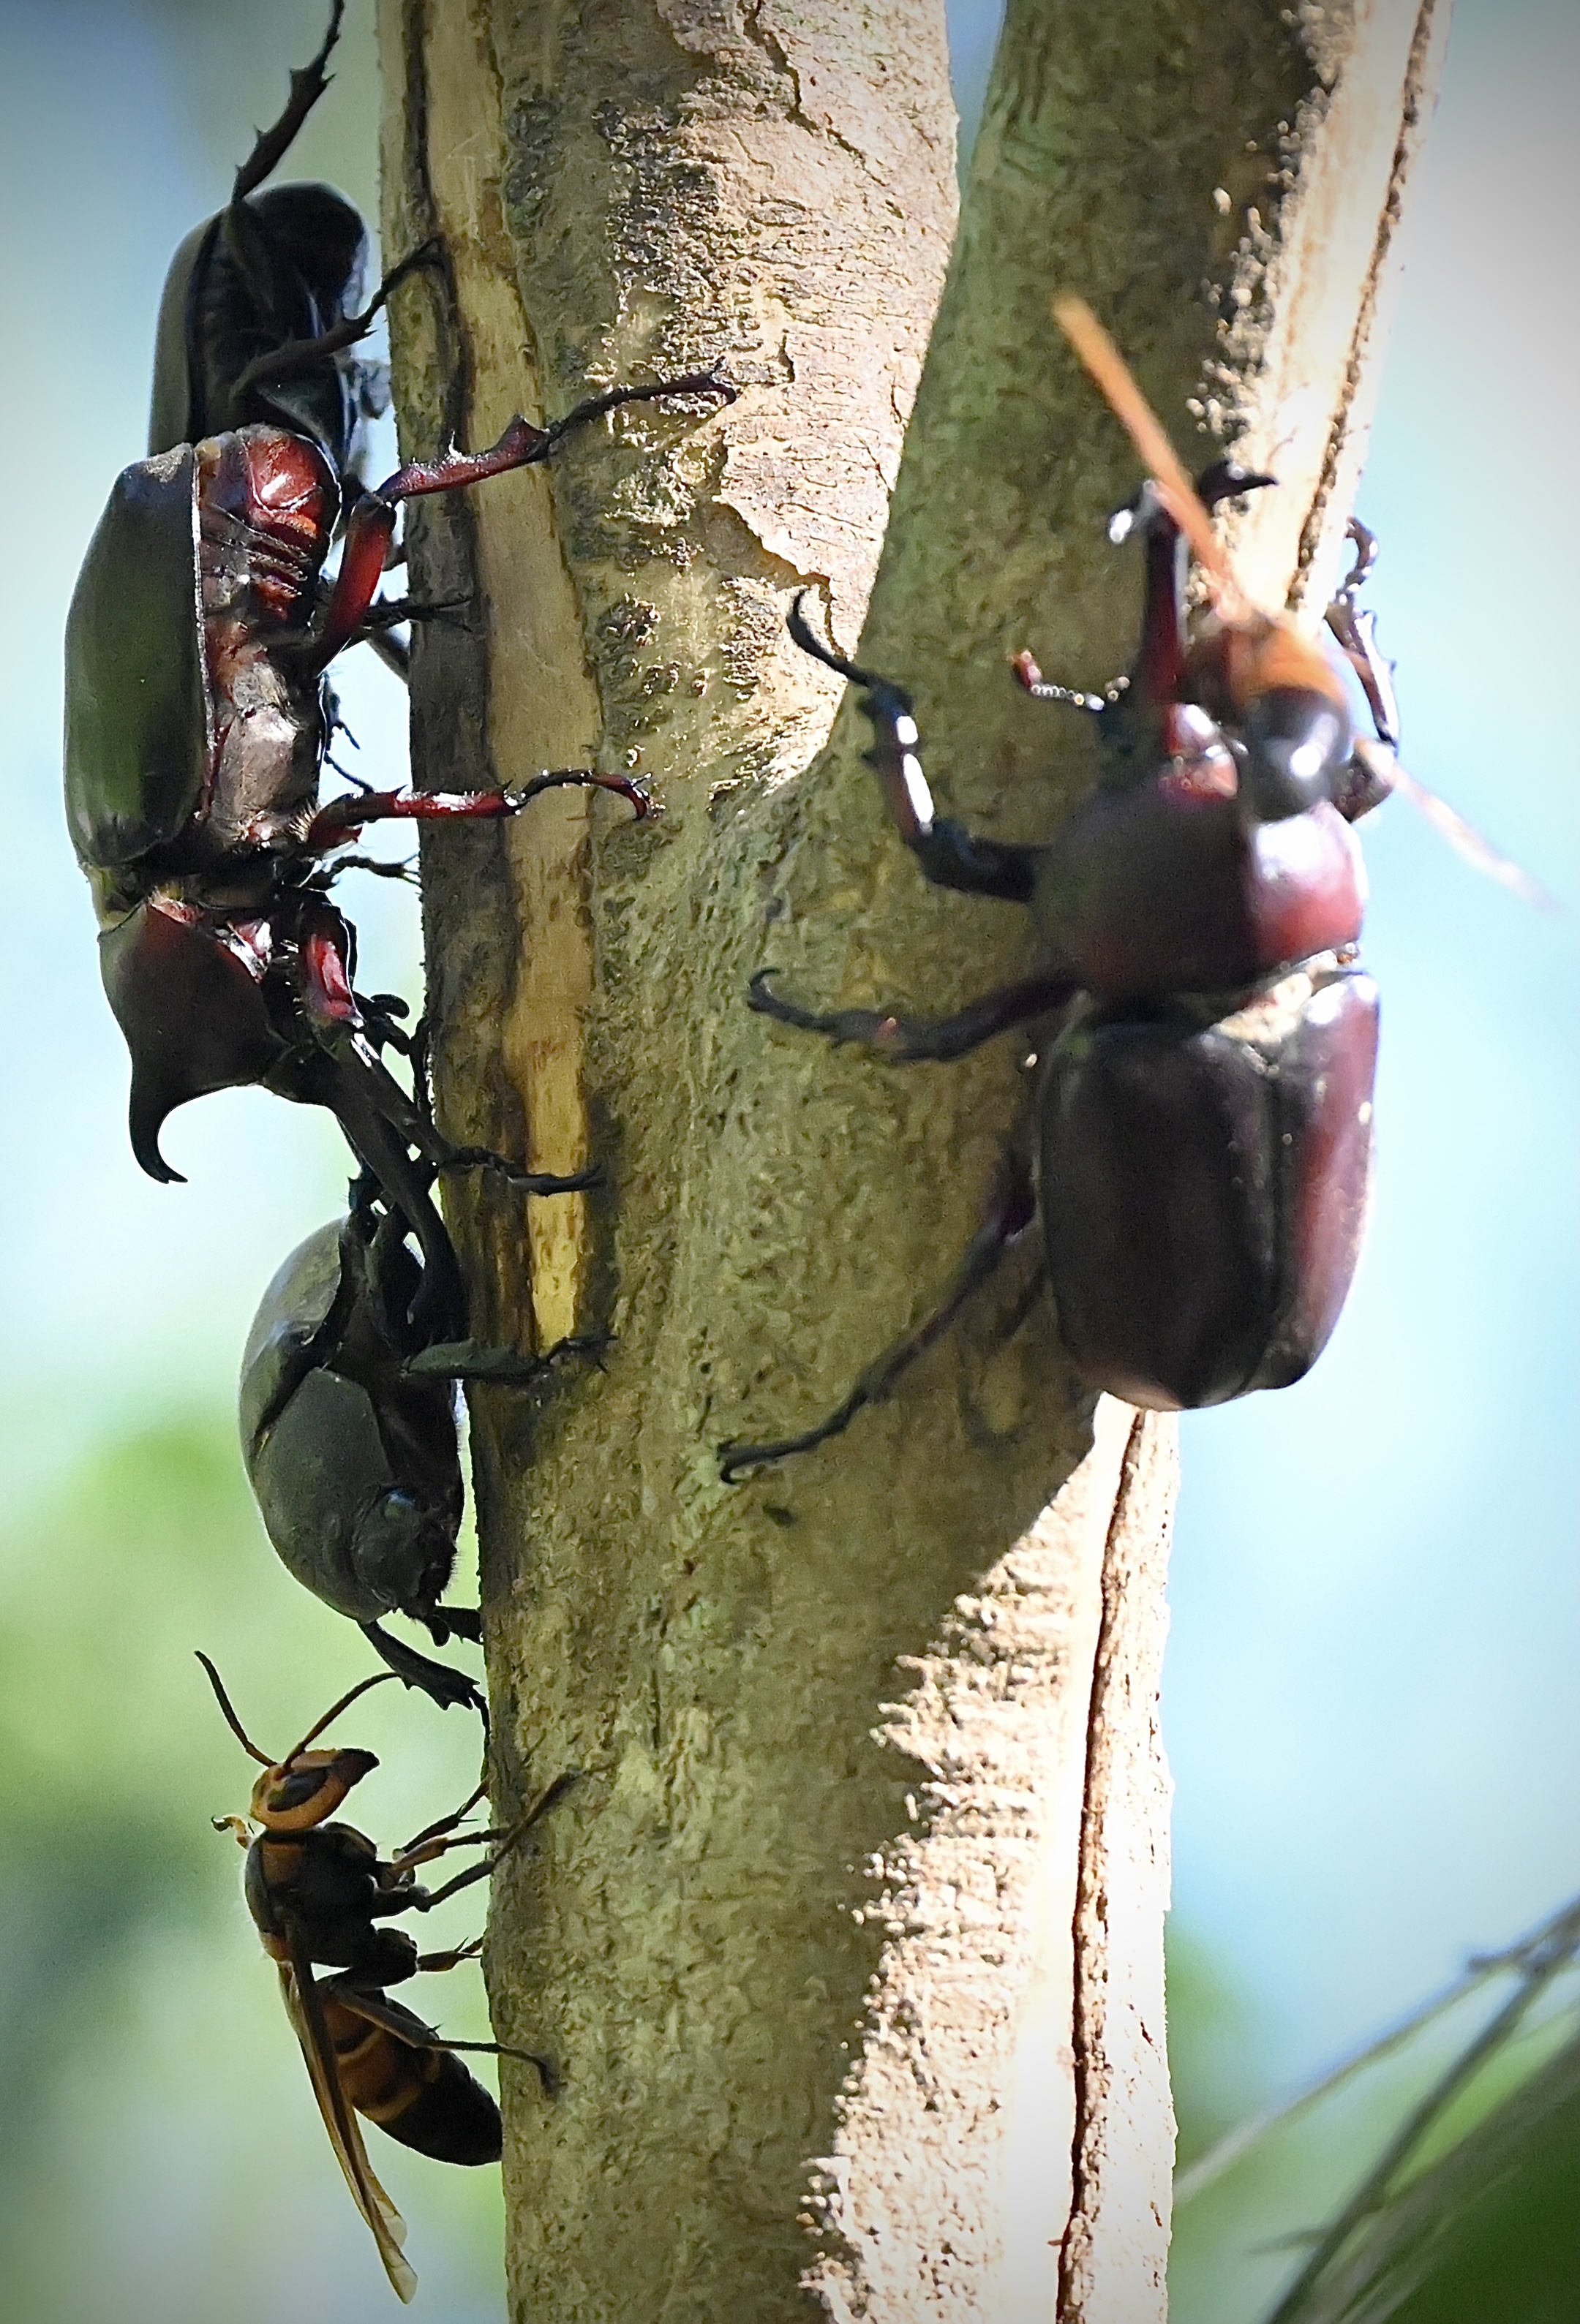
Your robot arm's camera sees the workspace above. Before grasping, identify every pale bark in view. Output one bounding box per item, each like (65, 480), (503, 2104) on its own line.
(377, 1), (1449, 2317)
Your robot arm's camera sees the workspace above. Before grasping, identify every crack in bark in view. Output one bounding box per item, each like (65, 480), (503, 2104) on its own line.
(1058, 1409), (1148, 2315)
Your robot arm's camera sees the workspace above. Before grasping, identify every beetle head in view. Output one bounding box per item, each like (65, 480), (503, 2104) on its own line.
(353, 1488), (456, 1620)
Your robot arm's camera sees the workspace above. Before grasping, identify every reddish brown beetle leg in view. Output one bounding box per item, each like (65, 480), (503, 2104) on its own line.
(306, 769), (654, 852)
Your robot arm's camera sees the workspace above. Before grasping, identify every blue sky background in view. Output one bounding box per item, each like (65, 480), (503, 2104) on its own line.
(0, 0), (1573, 2314)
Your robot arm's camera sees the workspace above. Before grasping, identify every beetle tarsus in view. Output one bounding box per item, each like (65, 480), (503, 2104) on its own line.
(535, 370), (738, 455)
(371, 371), (732, 513)
(421, 1604), (483, 1646)
(351, 597), (473, 636)
(789, 594), (1044, 900)
(1010, 650), (1109, 713)
(502, 769), (658, 821)
(359, 1621), (484, 1715)
(437, 1150), (602, 1198)
(785, 590), (884, 688)
(908, 817), (1045, 902)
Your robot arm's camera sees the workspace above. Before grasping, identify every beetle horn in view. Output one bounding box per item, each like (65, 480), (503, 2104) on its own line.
(1053, 294), (1257, 623)
(99, 902), (287, 1184)
(127, 1073), (186, 1184)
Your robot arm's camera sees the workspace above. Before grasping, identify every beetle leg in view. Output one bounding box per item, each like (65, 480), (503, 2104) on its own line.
(223, 238), (442, 421)
(435, 1148), (601, 1197)
(360, 1621), (484, 1715)
(289, 905), (601, 1209)
(344, 597), (471, 648)
(1324, 530), (1401, 749)
(230, 1), (345, 203)
(1325, 581), (1400, 746)
(309, 378), (733, 665)
(371, 374), (737, 511)
(319, 853), (420, 889)
(412, 1604), (484, 1656)
(405, 1332), (612, 1384)
(788, 595), (1046, 902)
(366, 630), (410, 682)
(747, 967), (1075, 1063)
(1321, 519), (1403, 821)
(302, 768), (654, 852)
(719, 1159), (1038, 1479)
(309, 499), (402, 664)
(349, 1052), (602, 1204)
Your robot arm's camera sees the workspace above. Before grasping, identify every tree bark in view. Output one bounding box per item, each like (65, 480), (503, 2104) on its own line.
(377, 1), (1450, 2316)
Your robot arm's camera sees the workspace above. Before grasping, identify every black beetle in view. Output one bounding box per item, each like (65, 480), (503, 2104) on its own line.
(63, 5), (734, 1313)
(240, 1177), (598, 1710)
(718, 424), (1396, 1473)
(146, 1), (386, 475)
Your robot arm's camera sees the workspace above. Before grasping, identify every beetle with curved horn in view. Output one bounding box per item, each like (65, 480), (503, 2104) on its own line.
(63, 2), (735, 1327)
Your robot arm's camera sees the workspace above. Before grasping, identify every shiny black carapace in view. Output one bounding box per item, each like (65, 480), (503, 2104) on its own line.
(241, 1178), (602, 1708)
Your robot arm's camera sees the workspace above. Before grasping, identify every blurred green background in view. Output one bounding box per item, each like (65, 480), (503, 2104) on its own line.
(0, 1), (1573, 2317)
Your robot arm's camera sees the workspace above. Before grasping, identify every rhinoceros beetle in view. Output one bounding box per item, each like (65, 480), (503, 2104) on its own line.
(718, 439), (1396, 1474)
(146, 1), (385, 475)
(63, 8), (734, 1320)
(240, 1175), (598, 1710)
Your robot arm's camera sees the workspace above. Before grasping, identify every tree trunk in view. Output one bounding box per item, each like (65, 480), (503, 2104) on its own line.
(376, 1), (1449, 2316)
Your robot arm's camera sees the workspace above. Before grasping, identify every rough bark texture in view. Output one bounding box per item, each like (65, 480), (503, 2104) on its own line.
(376, 0), (1449, 2317)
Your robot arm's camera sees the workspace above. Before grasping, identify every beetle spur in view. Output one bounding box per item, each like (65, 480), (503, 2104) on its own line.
(719, 339), (1402, 1476)
(63, 1), (734, 1287)
(241, 1176), (603, 1710)
(201, 1657), (568, 2303)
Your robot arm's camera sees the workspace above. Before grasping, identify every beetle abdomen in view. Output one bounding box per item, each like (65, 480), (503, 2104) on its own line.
(1038, 963), (1377, 1408)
